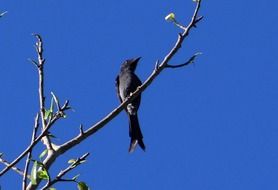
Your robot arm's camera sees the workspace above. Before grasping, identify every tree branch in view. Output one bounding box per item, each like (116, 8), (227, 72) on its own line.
(51, 91), (61, 111)
(165, 52), (202, 68)
(22, 113), (39, 190)
(0, 156), (26, 177)
(32, 34), (54, 152)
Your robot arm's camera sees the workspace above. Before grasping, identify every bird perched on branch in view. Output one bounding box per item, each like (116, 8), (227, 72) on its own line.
(115, 57), (145, 153)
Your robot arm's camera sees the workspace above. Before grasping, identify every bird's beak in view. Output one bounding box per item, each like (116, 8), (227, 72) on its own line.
(133, 57), (141, 63)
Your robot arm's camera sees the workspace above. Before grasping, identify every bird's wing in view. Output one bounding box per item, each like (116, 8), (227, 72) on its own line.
(115, 75), (123, 103)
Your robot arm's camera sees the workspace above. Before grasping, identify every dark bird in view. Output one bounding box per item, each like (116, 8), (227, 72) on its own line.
(115, 57), (145, 153)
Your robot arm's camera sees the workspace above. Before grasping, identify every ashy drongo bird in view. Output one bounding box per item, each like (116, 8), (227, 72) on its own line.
(115, 57), (146, 153)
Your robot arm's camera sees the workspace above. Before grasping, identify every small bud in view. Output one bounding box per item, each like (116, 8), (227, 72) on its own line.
(165, 13), (175, 22)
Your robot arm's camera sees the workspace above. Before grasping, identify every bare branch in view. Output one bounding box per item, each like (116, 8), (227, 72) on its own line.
(28, 58), (39, 67)
(155, 60), (160, 71)
(22, 113), (39, 190)
(51, 91), (61, 111)
(193, 16), (204, 27)
(173, 20), (187, 30)
(61, 100), (70, 110)
(79, 124), (84, 135)
(0, 156), (26, 177)
(165, 52), (202, 68)
(32, 34), (54, 152)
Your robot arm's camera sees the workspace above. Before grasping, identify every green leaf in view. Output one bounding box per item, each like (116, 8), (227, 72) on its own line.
(44, 109), (53, 120)
(50, 97), (54, 112)
(77, 182), (89, 190)
(44, 97), (54, 120)
(39, 149), (48, 160)
(72, 174), (80, 181)
(31, 161), (38, 185)
(48, 188), (56, 190)
(37, 168), (49, 180)
(68, 159), (76, 164)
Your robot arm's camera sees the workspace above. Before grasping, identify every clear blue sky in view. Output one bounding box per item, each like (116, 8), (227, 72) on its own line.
(1, 0), (278, 189)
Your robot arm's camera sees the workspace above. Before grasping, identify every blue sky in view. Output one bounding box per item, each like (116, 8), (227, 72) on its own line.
(1, 0), (278, 189)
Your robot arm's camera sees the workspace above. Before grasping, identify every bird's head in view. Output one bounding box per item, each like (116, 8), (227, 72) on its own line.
(120, 57), (141, 72)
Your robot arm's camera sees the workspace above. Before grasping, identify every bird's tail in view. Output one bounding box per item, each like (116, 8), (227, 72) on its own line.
(128, 114), (145, 153)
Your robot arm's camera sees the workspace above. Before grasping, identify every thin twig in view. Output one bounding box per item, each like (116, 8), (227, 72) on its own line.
(193, 16), (204, 27)
(28, 58), (39, 67)
(0, 157), (26, 177)
(155, 60), (160, 71)
(165, 52), (202, 68)
(22, 113), (39, 190)
(51, 91), (61, 111)
(41, 153), (90, 190)
(173, 20), (187, 30)
(79, 124), (84, 135)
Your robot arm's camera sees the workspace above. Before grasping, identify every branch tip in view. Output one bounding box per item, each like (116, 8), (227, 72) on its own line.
(22, 113), (40, 189)
(165, 52), (202, 69)
(32, 33), (42, 41)
(28, 58), (39, 67)
(51, 91), (61, 111)
(155, 60), (160, 70)
(193, 16), (204, 27)
(62, 100), (70, 109)
(79, 124), (84, 135)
